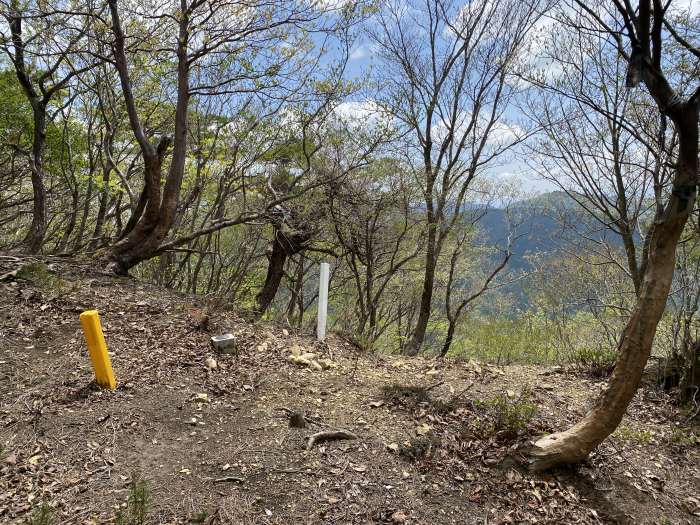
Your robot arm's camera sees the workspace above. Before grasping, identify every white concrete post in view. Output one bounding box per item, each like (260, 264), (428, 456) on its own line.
(317, 262), (330, 341)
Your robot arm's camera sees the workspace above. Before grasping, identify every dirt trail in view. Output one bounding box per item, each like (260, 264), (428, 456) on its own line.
(1, 257), (699, 524)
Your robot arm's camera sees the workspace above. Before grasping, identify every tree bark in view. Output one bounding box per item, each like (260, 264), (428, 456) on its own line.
(23, 101), (48, 253)
(57, 188), (79, 253)
(403, 222), (438, 355)
(254, 226), (311, 317)
(527, 105), (698, 471)
(525, 0), (700, 470)
(255, 233), (289, 316)
(440, 320), (456, 358)
(103, 0), (189, 274)
(7, 9), (47, 254)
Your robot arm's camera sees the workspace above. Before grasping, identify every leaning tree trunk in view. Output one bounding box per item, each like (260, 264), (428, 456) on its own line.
(440, 319), (457, 358)
(255, 233), (289, 316)
(526, 105), (698, 471)
(254, 226), (311, 318)
(103, 152), (169, 274)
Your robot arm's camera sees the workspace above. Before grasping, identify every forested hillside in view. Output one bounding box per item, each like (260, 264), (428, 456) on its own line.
(1, 0), (699, 523)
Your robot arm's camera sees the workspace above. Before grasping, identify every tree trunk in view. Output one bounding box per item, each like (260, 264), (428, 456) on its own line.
(104, 154), (168, 274)
(286, 257), (304, 324)
(526, 105), (698, 471)
(73, 173), (94, 252)
(89, 162), (111, 251)
(117, 185), (147, 241)
(254, 225), (311, 318)
(255, 234), (288, 316)
(440, 319), (456, 357)
(102, 0), (189, 275)
(22, 101), (47, 253)
(8, 11), (49, 255)
(403, 224), (437, 355)
(56, 188), (79, 253)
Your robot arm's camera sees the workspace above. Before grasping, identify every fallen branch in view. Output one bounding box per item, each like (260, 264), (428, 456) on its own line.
(450, 381), (474, 401)
(305, 430), (358, 450)
(425, 380), (445, 392)
(212, 475), (245, 483)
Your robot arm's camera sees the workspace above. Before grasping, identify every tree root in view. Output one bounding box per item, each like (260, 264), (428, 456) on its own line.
(523, 430), (591, 472)
(305, 430), (358, 450)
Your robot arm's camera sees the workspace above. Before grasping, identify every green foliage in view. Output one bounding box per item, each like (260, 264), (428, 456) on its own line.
(613, 425), (653, 446)
(569, 347), (617, 378)
(188, 510), (209, 523)
(0, 69), (32, 148)
(16, 263), (68, 292)
(17, 263), (51, 282)
(447, 313), (559, 365)
(474, 391), (537, 439)
(28, 503), (54, 525)
(115, 477), (150, 525)
(668, 425), (699, 448)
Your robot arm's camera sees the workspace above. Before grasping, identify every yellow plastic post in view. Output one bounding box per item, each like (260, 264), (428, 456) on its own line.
(79, 310), (117, 390)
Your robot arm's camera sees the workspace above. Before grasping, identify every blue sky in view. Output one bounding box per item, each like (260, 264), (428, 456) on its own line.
(331, 0), (700, 198)
(337, 30), (554, 195)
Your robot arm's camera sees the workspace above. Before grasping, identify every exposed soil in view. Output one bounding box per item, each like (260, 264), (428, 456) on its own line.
(1, 255), (699, 524)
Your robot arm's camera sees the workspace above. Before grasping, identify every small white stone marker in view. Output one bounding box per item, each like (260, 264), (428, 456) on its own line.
(317, 262), (330, 341)
(210, 333), (236, 354)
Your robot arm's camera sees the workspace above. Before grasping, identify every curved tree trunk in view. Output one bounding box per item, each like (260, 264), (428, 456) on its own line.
(527, 222), (683, 469)
(440, 319), (456, 358)
(102, 0), (189, 275)
(117, 185), (147, 241)
(527, 105), (698, 471)
(254, 225), (312, 318)
(255, 233), (288, 316)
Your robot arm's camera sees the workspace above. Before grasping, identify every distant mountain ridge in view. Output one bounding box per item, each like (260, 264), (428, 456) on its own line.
(476, 191), (579, 271)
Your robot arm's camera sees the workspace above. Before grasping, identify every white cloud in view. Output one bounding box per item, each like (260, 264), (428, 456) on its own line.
(311, 0), (354, 13)
(350, 44), (370, 61)
(672, 0), (700, 16)
(333, 100), (391, 129)
(430, 111), (524, 149)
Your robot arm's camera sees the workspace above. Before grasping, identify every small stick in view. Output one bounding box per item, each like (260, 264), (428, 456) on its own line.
(306, 430), (358, 450)
(424, 380), (445, 392)
(451, 381), (474, 400)
(212, 476), (245, 483)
